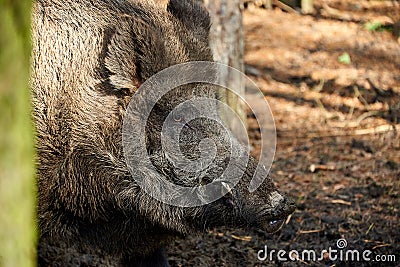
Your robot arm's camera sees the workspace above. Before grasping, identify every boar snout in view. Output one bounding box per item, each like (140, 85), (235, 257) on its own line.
(230, 159), (296, 233)
(236, 190), (295, 234)
(258, 192), (296, 233)
(198, 174), (295, 234)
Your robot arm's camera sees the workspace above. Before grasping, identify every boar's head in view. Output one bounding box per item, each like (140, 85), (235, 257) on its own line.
(122, 63), (296, 236)
(116, 0), (296, 236)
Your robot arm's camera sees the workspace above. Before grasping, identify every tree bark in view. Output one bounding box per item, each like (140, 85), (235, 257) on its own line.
(0, 1), (36, 266)
(202, 0), (247, 134)
(301, 0), (313, 14)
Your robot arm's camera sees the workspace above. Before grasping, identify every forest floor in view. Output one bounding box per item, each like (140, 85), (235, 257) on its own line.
(169, 0), (400, 266)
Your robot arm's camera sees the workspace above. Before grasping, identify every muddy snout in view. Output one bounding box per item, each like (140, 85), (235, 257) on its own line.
(259, 193), (296, 233)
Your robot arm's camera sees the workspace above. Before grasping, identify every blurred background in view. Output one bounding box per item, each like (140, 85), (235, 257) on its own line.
(0, 1), (36, 267)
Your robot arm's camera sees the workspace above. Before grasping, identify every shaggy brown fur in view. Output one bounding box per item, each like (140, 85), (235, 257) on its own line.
(31, 0), (294, 266)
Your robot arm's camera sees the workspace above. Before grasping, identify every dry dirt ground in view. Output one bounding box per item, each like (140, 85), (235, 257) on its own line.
(169, 1), (400, 266)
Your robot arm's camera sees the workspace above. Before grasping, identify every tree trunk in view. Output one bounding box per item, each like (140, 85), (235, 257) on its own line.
(0, 1), (36, 266)
(301, 0), (313, 14)
(202, 0), (247, 134)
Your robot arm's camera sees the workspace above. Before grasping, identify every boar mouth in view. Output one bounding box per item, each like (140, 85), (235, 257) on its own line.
(263, 219), (286, 233)
(258, 197), (296, 233)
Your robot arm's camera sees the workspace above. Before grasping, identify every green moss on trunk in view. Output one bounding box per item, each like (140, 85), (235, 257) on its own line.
(0, 1), (36, 266)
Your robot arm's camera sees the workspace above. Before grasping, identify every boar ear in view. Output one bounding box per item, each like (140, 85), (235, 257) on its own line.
(167, 0), (211, 42)
(100, 26), (141, 92)
(101, 19), (169, 90)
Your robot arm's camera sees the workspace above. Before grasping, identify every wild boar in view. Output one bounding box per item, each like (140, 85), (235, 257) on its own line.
(31, 0), (295, 266)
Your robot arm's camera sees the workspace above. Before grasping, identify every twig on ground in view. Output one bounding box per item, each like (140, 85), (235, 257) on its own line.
(231, 234), (252, 242)
(355, 110), (382, 125)
(354, 86), (370, 107)
(309, 164), (336, 173)
(315, 98), (327, 113)
(365, 223), (375, 235)
(299, 229), (324, 234)
(278, 124), (400, 139)
(273, 0), (298, 13)
(372, 243), (392, 250)
(285, 213), (293, 225)
(331, 199), (352, 206)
